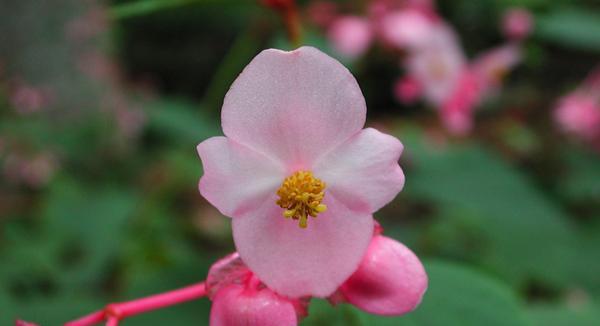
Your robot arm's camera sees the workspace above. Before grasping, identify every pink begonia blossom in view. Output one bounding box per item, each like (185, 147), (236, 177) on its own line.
(380, 9), (438, 50)
(554, 94), (600, 142)
(404, 22), (467, 107)
(440, 70), (480, 135)
(197, 46), (405, 298)
(471, 44), (522, 96)
(337, 233), (428, 315)
(553, 66), (600, 144)
(394, 76), (422, 104)
(502, 8), (533, 41)
(328, 16), (373, 58)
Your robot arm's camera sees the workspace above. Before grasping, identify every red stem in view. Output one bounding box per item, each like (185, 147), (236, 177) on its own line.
(64, 282), (207, 326)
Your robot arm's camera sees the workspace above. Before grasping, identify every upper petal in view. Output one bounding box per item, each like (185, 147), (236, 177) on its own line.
(197, 136), (286, 217)
(313, 128), (405, 214)
(232, 194), (374, 298)
(222, 46), (366, 168)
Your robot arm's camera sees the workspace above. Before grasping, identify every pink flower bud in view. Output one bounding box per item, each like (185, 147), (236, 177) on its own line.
(210, 284), (298, 326)
(338, 235), (427, 316)
(502, 8), (533, 41)
(15, 320), (38, 326)
(554, 94), (600, 141)
(394, 76), (422, 104)
(328, 16), (373, 58)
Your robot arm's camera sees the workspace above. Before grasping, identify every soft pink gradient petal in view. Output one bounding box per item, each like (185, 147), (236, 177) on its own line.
(405, 23), (467, 106)
(221, 46), (366, 168)
(381, 9), (436, 50)
(210, 284), (297, 326)
(328, 16), (373, 58)
(340, 235), (428, 316)
(472, 44), (521, 94)
(197, 136), (286, 217)
(233, 194), (374, 298)
(313, 128), (404, 214)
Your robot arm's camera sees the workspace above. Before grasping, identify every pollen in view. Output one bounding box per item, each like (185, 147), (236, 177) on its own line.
(276, 170), (327, 229)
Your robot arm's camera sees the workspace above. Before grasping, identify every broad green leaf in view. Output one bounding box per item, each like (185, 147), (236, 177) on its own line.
(146, 98), (220, 146)
(398, 127), (578, 287)
(536, 8), (600, 52)
(528, 302), (600, 326)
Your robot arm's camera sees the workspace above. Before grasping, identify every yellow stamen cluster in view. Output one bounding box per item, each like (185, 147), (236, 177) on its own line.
(276, 171), (327, 229)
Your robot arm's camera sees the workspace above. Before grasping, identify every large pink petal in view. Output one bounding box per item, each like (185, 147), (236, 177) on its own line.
(222, 46), (366, 168)
(197, 136), (286, 217)
(232, 194), (374, 298)
(313, 128), (404, 214)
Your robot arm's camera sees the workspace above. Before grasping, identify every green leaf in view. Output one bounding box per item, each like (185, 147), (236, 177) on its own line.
(399, 127), (577, 287)
(536, 8), (600, 52)
(527, 302), (600, 326)
(303, 260), (528, 326)
(146, 98), (220, 146)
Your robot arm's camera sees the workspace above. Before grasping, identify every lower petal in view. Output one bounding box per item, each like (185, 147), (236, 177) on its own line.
(232, 195), (374, 298)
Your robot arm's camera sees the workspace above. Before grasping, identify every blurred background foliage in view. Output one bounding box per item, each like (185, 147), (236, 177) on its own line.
(0, 0), (599, 325)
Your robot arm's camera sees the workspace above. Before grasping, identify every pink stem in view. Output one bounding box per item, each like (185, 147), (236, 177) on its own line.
(64, 282), (207, 326)
(105, 317), (118, 326)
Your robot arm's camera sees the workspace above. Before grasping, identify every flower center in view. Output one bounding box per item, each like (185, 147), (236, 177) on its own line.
(276, 170), (327, 228)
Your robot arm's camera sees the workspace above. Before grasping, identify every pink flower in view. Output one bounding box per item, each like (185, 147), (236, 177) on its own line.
(394, 76), (422, 104)
(554, 94), (600, 141)
(197, 47), (405, 298)
(380, 9), (438, 50)
(404, 23), (467, 106)
(328, 16), (373, 58)
(471, 44), (522, 96)
(337, 233), (428, 315)
(502, 8), (533, 41)
(440, 70), (480, 135)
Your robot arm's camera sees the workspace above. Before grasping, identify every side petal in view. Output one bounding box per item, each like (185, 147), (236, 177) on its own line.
(222, 46), (366, 168)
(232, 195), (373, 298)
(197, 136), (286, 217)
(313, 128), (405, 214)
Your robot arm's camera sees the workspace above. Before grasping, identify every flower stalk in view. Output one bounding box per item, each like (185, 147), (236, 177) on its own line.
(64, 282), (207, 326)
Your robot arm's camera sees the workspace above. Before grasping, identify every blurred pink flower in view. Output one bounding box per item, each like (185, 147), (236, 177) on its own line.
(328, 16), (373, 58)
(440, 70), (480, 135)
(3, 152), (58, 188)
(502, 8), (533, 41)
(337, 232), (428, 315)
(197, 47), (405, 298)
(15, 320), (38, 326)
(471, 43), (522, 96)
(554, 94), (600, 141)
(380, 9), (438, 50)
(404, 23), (467, 106)
(9, 83), (53, 115)
(394, 76), (422, 104)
